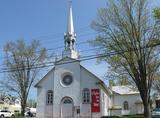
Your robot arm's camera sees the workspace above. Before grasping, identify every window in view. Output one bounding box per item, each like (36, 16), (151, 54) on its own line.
(62, 75), (73, 86)
(63, 99), (72, 104)
(82, 88), (90, 104)
(47, 90), (53, 105)
(124, 101), (129, 110)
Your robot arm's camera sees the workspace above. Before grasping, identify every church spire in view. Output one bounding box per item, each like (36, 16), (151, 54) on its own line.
(67, 1), (74, 34)
(64, 1), (76, 50)
(62, 1), (79, 59)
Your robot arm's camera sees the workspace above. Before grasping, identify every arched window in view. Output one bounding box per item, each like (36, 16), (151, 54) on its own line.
(82, 88), (90, 104)
(124, 101), (129, 110)
(63, 98), (72, 104)
(47, 90), (53, 105)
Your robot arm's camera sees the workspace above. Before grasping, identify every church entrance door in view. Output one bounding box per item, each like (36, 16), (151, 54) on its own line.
(61, 97), (74, 118)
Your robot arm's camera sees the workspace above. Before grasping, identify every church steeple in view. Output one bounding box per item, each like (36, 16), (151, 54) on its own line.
(62, 1), (79, 59)
(64, 1), (76, 50)
(67, 1), (74, 35)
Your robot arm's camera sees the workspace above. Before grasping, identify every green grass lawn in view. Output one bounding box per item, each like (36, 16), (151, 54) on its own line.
(101, 115), (144, 118)
(14, 114), (25, 118)
(121, 115), (144, 118)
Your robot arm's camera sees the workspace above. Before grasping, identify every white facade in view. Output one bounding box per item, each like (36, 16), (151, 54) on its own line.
(35, 2), (144, 118)
(35, 61), (144, 118)
(109, 86), (144, 116)
(35, 3), (109, 118)
(35, 57), (109, 118)
(0, 98), (21, 113)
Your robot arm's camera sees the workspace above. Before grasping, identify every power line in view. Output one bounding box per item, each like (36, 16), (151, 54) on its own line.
(0, 25), (93, 52)
(36, 26), (90, 40)
(0, 51), (116, 73)
(1, 41), (91, 58)
(0, 46), (101, 68)
(34, 31), (96, 46)
(0, 46), (100, 68)
(0, 32), (99, 59)
(0, 38), (96, 59)
(1, 41), (160, 73)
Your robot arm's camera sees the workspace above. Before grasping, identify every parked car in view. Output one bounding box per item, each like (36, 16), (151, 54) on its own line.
(24, 111), (36, 117)
(152, 108), (160, 118)
(0, 110), (15, 118)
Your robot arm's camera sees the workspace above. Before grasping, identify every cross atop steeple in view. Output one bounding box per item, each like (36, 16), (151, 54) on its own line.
(62, 1), (79, 59)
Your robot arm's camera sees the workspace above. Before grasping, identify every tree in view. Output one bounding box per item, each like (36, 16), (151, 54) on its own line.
(27, 99), (37, 108)
(91, 0), (160, 118)
(3, 40), (47, 116)
(106, 70), (132, 86)
(154, 8), (160, 19)
(152, 8), (160, 93)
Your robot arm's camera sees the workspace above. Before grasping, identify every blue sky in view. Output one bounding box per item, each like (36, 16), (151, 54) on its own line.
(0, 0), (107, 99)
(0, 0), (159, 99)
(0, 0), (105, 46)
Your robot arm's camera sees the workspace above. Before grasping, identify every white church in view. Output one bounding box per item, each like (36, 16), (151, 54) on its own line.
(35, 3), (144, 118)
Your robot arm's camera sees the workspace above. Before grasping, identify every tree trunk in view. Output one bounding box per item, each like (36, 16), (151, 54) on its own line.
(144, 103), (151, 118)
(21, 99), (26, 116)
(21, 104), (25, 116)
(141, 90), (152, 118)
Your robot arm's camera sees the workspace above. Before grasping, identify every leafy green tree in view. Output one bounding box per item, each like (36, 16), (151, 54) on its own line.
(106, 70), (132, 86)
(3, 40), (47, 116)
(154, 8), (160, 19)
(91, 0), (160, 118)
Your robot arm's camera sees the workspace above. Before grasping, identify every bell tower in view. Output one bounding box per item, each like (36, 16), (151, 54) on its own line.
(62, 1), (79, 59)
